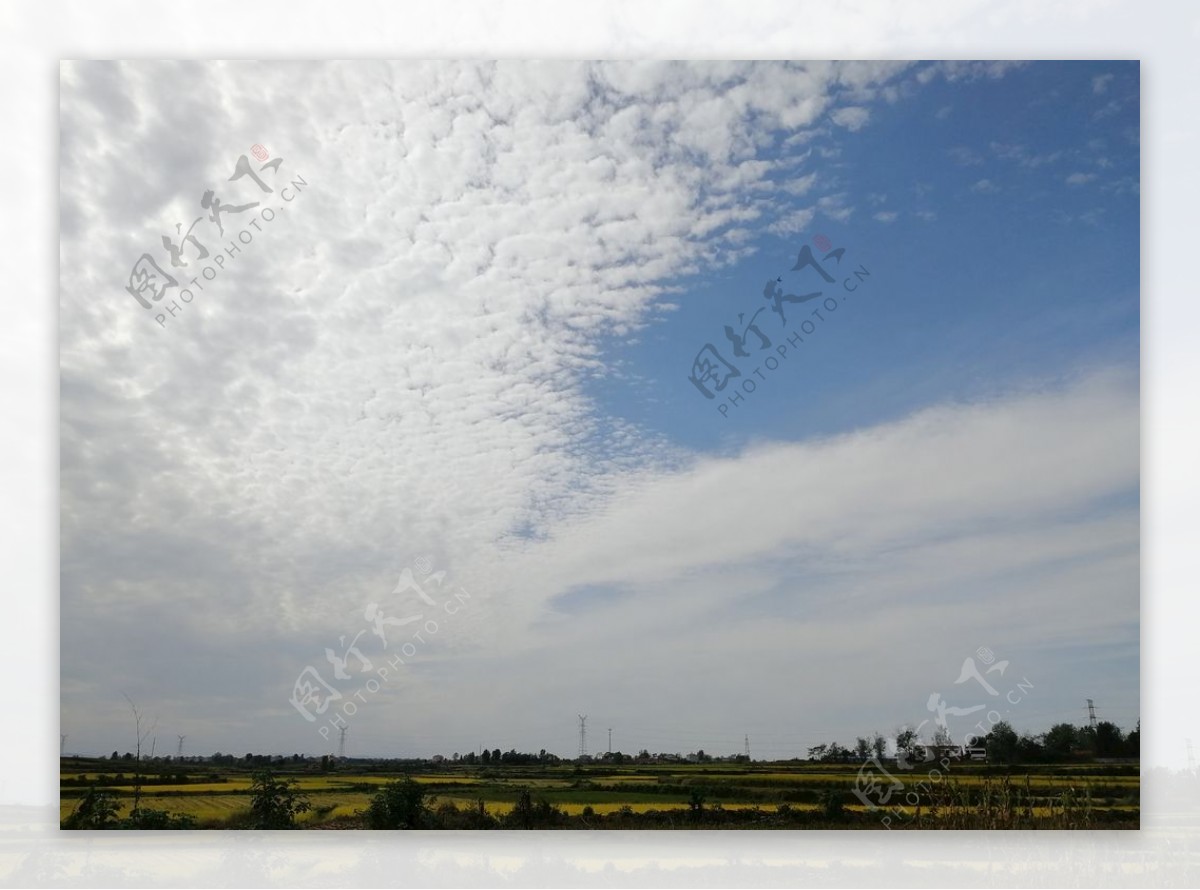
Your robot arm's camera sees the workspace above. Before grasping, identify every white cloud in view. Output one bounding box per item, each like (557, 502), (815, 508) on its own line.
(872, 210), (899, 223)
(779, 171), (818, 196)
(765, 207), (816, 237)
(1066, 171), (1098, 186)
(461, 366), (1139, 754)
(990, 142), (1062, 168)
(830, 105), (870, 131)
(1093, 73), (1114, 94)
(948, 145), (984, 166)
(971, 178), (999, 193)
(817, 193), (855, 222)
(57, 60), (1132, 760)
(509, 366), (1136, 599)
(61, 60), (925, 753)
(918, 61), (1027, 84)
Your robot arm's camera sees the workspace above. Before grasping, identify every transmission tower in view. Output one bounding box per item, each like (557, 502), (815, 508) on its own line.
(60, 733), (67, 755)
(338, 726), (348, 759)
(608, 728), (612, 754)
(578, 715), (588, 758)
(745, 735), (751, 760)
(177, 735), (186, 758)
(1086, 699), (1098, 729)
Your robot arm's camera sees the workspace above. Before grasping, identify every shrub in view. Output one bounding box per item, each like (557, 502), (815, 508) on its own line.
(365, 777), (429, 829)
(503, 788), (564, 828)
(61, 787), (119, 830)
(247, 771), (311, 829)
(508, 789), (536, 829)
(124, 808), (197, 830)
(821, 790), (846, 819)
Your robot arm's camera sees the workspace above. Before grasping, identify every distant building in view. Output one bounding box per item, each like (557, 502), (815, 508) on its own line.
(915, 744), (972, 763)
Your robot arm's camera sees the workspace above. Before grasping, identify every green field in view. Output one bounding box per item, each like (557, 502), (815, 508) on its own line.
(60, 757), (1139, 829)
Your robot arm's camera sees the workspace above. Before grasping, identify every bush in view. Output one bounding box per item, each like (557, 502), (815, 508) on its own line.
(508, 789), (536, 829)
(503, 788), (564, 828)
(365, 778), (429, 829)
(467, 798), (497, 829)
(821, 790), (846, 819)
(248, 771), (311, 829)
(124, 808), (197, 830)
(61, 787), (119, 830)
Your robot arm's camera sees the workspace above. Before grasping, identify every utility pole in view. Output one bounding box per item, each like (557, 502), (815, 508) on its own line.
(608, 728), (612, 754)
(60, 734), (67, 755)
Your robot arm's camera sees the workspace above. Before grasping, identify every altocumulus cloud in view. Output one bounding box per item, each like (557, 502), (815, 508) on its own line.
(60, 61), (1134, 757)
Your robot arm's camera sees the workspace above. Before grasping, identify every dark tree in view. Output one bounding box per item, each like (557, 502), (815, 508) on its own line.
(1043, 723), (1078, 761)
(1094, 721), (1125, 756)
(365, 778), (429, 829)
(871, 732), (887, 760)
(510, 789), (536, 829)
(1017, 733), (1045, 763)
(824, 742), (851, 763)
(986, 721), (1020, 765)
(1124, 721), (1140, 756)
(248, 771), (311, 829)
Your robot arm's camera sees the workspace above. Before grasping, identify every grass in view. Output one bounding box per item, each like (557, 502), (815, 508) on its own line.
(60, 760), (1139, 829)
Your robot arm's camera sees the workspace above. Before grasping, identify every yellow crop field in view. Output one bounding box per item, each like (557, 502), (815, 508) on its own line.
(59, 760), (1139, 830)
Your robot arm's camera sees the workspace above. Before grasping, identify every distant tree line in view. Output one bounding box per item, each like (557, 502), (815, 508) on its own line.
(81, 718), (1138, 773)
(455, 748), (562, 766)
(980, 719), (1139, 765)
(804, 720), (1139, 764)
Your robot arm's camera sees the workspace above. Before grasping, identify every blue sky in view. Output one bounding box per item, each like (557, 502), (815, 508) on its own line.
(591, 60), (1139, 453)
(59, 61), (1139, 761)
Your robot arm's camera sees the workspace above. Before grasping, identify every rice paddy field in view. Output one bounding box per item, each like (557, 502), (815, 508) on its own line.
(59, 758), (1139, 829)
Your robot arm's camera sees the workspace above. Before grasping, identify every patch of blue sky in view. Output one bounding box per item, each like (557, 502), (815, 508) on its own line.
(582, 60), (1139, 455)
